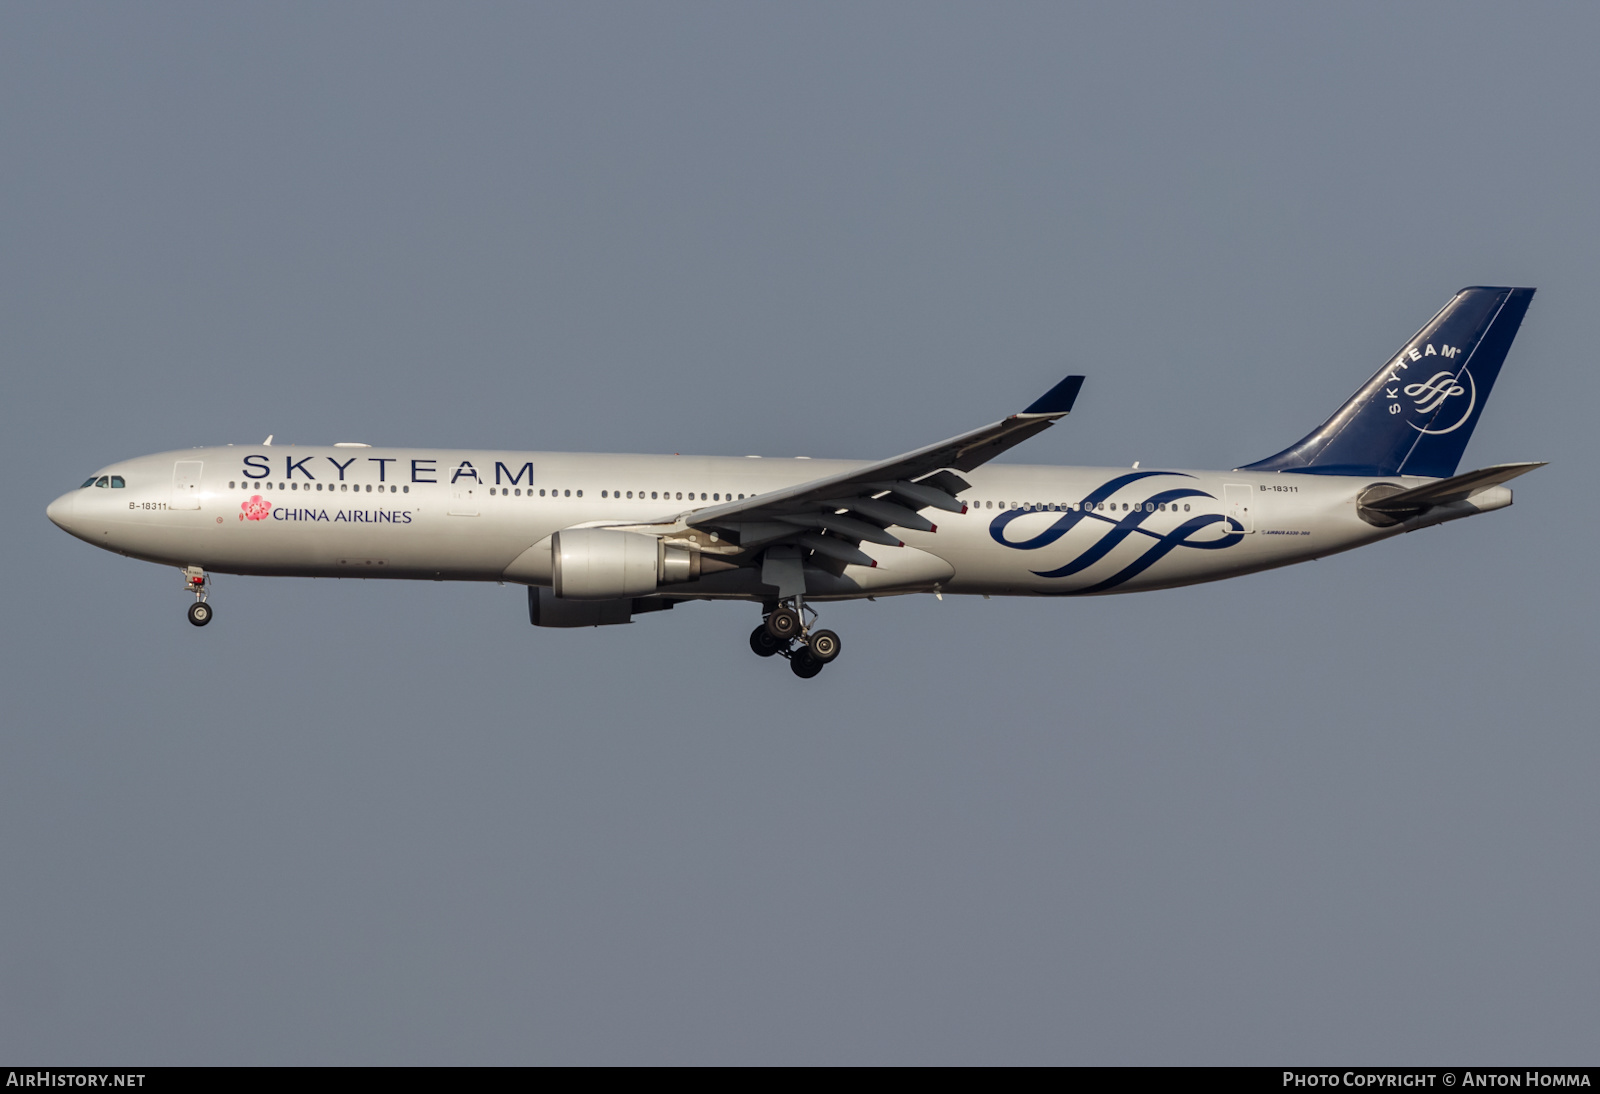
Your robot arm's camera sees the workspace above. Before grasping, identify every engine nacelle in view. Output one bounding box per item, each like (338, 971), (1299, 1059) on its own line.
(551, 528), (702, 600)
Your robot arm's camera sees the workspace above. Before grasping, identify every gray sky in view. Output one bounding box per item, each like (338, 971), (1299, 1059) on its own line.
(2, 3), (1596, 1064)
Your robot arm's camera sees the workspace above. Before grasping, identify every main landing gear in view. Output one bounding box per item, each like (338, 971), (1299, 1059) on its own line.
(748, 598), (840, 679)
(183, 566), (212, 627)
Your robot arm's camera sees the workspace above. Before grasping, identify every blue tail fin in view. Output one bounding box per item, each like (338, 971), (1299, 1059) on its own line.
(1242, 286), (1535, 478)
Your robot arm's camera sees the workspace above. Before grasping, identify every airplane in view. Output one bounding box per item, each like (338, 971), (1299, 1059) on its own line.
(47, 286), (1543, 679)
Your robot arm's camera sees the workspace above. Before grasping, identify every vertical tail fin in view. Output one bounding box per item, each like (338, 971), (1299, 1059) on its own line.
(1242, 286), (1535, 478)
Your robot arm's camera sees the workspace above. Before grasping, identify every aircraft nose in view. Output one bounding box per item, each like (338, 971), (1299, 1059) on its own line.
(46, 491), (76, 530)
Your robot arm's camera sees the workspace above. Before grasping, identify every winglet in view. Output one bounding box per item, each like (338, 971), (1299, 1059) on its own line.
(1021, 375), (1085, 416)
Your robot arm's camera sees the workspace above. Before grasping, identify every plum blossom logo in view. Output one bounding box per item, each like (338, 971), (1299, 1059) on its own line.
(240, 494), (272, 521)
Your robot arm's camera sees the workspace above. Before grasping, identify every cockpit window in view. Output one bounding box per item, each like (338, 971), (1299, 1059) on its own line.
(94, 476), (110, 488)
(110, 476), (125, 488)
(81, 477), (97, 488)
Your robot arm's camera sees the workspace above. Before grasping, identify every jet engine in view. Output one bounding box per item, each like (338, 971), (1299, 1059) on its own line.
(551, 528), (704, 600)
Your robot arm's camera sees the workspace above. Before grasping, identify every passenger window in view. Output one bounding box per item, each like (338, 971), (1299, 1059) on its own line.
(651, 491), (658, 499)
(676, 492), (682, 500)
(404, 485), (410, 494)
(576, 490), (582, 497)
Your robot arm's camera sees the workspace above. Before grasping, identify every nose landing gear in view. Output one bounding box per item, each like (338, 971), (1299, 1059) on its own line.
(751, 597), (841, 678)
(183, 566), (212, 627)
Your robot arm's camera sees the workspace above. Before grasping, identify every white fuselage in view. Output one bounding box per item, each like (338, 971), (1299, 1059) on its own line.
(46, 445), (1512, 601)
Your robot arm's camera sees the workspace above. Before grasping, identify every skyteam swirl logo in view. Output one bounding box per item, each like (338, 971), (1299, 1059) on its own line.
(988, 471), (1243, 593)
(1405, 367), (1476, 435)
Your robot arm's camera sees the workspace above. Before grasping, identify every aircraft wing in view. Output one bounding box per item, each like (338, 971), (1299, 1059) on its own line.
(682, 375), (1084, 564)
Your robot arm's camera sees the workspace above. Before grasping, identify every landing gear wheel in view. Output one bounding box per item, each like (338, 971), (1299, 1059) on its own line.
(807, 629), (841, 663)
(765, 606), (802, 640)
(749, 625), (784, 658)
(187, 601), (213, 627)
(790, 650), (824, 679)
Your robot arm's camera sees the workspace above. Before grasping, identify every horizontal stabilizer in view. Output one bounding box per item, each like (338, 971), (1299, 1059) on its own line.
(1359, 462), (1546, 518)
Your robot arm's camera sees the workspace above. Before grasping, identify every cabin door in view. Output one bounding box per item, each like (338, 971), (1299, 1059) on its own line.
(172, 460), (203, 510)
(449, 478), (479, 516)
(1224, 483), (1255, 533)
